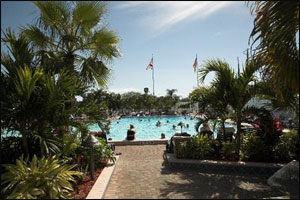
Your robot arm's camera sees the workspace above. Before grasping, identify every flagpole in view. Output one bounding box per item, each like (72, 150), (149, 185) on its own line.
(152, 54), (155, 96)
(196, 54), (199, 87)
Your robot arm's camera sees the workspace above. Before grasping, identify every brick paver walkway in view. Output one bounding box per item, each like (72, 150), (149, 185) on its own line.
(103, 145), (284, 199)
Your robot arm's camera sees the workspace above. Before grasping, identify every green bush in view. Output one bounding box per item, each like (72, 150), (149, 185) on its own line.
(1, 155), (82, 199)
(273, 130), (299, 162)
(240, 134), (271, 162)
(94, 137), (116, 164)
(222, 142), (236, 160)
(61, 133), (81, 158)
(176, 140), (192, 159)
(176, 135), (214, 159)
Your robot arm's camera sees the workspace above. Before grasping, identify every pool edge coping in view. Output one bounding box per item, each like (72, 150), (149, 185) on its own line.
(85, 155), (119, 199)
(108, 139), (168, 145)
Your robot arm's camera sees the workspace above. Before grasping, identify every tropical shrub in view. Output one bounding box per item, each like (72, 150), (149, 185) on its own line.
(94, 137), (116, 164)
(175, 140), (192, 159)
(221, 142), (237, 161)
(61, 133), (81, 158)
(240, 134), (272, 162)
(192, 135), (214, 159)
(273, 130), (299, 163)
(1, 155), (82, 199)
(176, 135), (214, 159)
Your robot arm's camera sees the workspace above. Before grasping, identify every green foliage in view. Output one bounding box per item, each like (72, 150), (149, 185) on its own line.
(61, 133), (81, 158)
(1, 155), (82, 199)
(176, 135), (214, 159)
(0, 136), (23, 165)
(248, 1), (299, 96)
(222, 142), (236, 160)
(197, 58), (261, 158)
(94, 137), (116, 164)
(22, 1), (120, 87)
(273, 130), (299, 162)
(240, 134), (271, 162)
(242, 106), (280, 146)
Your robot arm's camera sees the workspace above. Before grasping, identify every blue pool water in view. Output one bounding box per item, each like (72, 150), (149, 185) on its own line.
(89, 116), (236, 141)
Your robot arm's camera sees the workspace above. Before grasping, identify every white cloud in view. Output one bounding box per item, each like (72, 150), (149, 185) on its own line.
(116, 1), (238, 36)
(109, 88), (142, 94)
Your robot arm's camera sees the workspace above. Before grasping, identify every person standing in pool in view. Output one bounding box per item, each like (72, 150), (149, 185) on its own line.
(156, 120), (161, 127)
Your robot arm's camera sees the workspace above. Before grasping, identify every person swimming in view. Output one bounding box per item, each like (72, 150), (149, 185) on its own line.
(172, 125), (176, 129)
(156, 120), (161, 127)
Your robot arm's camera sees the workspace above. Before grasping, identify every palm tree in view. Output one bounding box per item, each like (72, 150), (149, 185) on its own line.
(1, 30), (102, 157)
(248, 1), (299, 103)
(21, 1), (120, 87)
(166, 89), (177, 98)
(199, 58), (259, 158)
(189, 86), (231, 140)
(166, 89), (179, 111)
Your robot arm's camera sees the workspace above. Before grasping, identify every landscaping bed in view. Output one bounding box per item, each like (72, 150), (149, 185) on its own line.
(72, 164), (106, 199)
(165, 153), (285, 177)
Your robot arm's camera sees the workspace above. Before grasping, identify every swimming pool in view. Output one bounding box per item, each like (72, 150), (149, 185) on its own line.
(89, 116), (236, 141)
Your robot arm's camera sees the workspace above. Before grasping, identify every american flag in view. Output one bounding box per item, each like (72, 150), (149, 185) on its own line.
(193, 56), (198, 72)
(146, 57), (153, 70)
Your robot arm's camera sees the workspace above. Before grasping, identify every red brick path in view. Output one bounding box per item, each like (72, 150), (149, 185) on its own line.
(103, 145), (283, 199)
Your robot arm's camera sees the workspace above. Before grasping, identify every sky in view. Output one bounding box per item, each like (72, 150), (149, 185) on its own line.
(1, 1), (257, 98)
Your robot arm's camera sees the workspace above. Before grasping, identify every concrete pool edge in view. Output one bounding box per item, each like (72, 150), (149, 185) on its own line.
(108, 139), (168, 146)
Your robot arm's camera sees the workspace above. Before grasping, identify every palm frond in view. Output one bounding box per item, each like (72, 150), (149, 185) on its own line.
(249, 1), (299, 93)
(21, 25), (51, 50)
(13, 66), (43, 102)
(1, 28), (35, 67)
(90, 27), (120, 60)
(199, 59), (234, 84)
(79, 58), (110, 87)
(72, 1), (106, 35)
(33, 1), (70, 30)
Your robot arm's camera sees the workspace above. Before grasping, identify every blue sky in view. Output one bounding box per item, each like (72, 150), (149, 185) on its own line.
(1, 1), (256, 98)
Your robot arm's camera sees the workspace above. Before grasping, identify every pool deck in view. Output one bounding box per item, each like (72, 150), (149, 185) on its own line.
(102, 144), (285, 199)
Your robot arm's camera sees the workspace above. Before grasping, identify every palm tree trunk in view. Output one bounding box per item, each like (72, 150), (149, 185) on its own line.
(21, 133), (29, 157)
(235, 110), (242, 160)
(221, 119), (226, 142)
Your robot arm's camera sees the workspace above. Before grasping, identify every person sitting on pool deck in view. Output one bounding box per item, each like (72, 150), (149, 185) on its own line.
(200, 121), (213, 139)
(127, 124), (136, 140)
